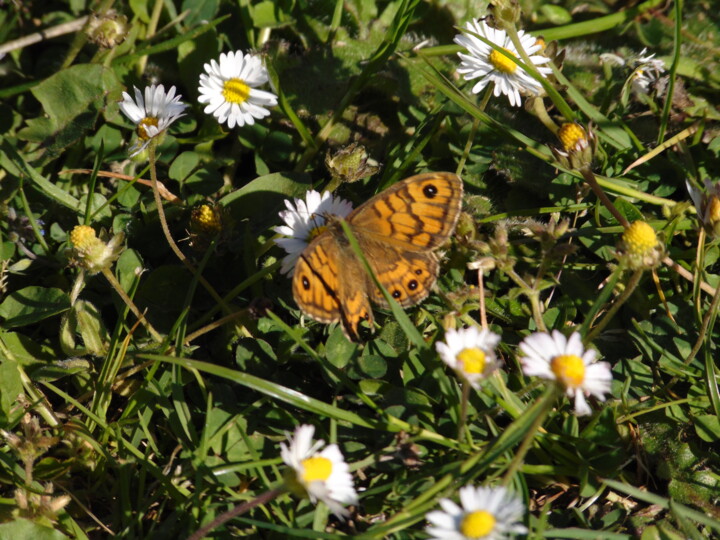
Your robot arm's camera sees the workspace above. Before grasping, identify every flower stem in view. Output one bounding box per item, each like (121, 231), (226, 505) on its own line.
(458, 381), (471, 444)
(147, 143), (233, 316)
(186, 487), (285, 540)
(585, 268), (643, 344)
(100, 267), (164, 343)
(579, 166), (629, 228)
(456, 86), (492, 176)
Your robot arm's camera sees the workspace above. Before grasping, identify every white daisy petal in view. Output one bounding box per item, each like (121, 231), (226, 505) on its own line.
(518, 330), (613, 416)
(435, 327), (501, 389)
(281, 424), (358, 519)
(273, 190), (353, 274)
(197, 49), (278, 128)
(118, 84), (186, 157)
(426, 485), (527, 540)
(454, 18), (552, 107)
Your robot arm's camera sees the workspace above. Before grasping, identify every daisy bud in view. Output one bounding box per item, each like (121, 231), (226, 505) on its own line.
(87, 10), (129, 48)
(617, 220), (664, 270)
(325, 142), (380, 184)
(69, 225), (125, 275)
(551, 122), (596, 170)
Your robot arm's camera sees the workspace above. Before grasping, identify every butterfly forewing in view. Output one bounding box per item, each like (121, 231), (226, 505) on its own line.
(292, 235), (343, 324)
(349, 172), (463, 251)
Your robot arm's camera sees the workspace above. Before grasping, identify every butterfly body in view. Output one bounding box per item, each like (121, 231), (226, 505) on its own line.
(292, 172), (463, 341)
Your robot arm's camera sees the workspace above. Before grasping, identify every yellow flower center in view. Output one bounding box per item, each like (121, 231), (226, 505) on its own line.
(70, 225), (97, 249)
(622, 221), (657, 255)
(550, 354), (585, 388)
(137, 117), (159, 140)
(489, 47), (517, 74)
(457, 348), (486, 374)
(706, 195), (720, 225)
(301, 456), (333, 483)
(558, 123), (588, 152)
(308, 224), (327, 241)
(222, 78), (251, 104)
(460, 510), (496, 538)
(192, 204), (222, 234)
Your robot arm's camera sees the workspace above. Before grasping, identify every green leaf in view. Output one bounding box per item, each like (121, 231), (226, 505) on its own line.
(540, 5), (573, 25)
(693, 414), (720, 443)
(0, 287), (71, 328)
(17, 64), (122, 161)
(220, 172), (313, 221)
(0, 357), (22, 422)
(252, 1), (290, 28)
(0, 519), (69, 540)
(0, 142), (80, 210)
(181, 0), (219, 26)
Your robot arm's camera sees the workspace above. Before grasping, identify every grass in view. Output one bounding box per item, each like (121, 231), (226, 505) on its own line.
(0, 0), (719, 538)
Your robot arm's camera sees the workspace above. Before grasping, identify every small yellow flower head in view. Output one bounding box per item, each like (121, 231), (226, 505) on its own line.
(461, 510), (496, 537)
(69, 225), (124, 274)
(618, 220), (664, 269)
(188, 203), (232, 252)
(551, 122), (596, 170)
(488, 47), (517, 74)
(191, 204), (223, 235)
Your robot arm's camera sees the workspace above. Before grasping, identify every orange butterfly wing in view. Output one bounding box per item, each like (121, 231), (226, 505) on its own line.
(292, 233), (374, 341)
(290, 172), (463, 341)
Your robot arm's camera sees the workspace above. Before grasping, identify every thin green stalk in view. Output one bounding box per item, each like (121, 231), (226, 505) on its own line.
(147, 143), (232, 315)
(680, 273), (720, 369)
(457, 381), (471, 444)
(585, 269), (643, 344)
(528, 290), (548, 332)
(657, 0), (683, 144)
(501, 385), (558, 485)
(136, 0), (165, 76)
(457, 116), (481, 176)
(101, 267), (163, 343)
(17, 186), (50, 255)
(579, 166), (630, 228)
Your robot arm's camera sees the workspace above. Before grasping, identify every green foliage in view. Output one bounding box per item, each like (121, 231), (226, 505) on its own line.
(0, 0), (719, 538)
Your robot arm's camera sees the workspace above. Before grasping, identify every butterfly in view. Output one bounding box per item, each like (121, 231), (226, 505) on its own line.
(292, 172), (464, 341)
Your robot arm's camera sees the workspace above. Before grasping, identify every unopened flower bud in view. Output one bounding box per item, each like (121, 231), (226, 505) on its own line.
(69, 225), (124, 274)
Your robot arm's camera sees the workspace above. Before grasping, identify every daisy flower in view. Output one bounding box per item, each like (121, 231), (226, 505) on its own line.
(118, 84), (186, 157)
(454, 18), (552, 107)
(436, 327), (501, 389)
(630, 48), (666, 96)
(274, 190), (353, 274)
(426, 485), (528, 540)
(198, 50), (278, 128)
(280, 424), (358, 518)
(519, 331), (612, 416)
